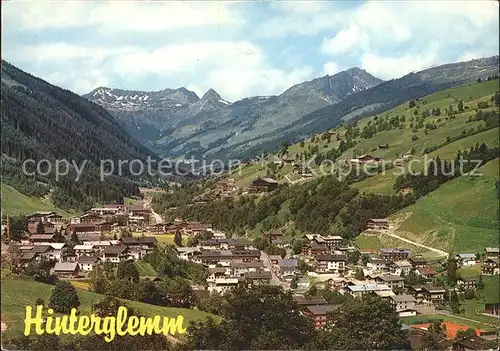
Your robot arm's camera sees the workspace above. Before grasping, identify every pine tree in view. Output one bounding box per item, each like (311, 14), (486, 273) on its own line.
(36, 221), (45, 234)
(174, 229), (182, 247)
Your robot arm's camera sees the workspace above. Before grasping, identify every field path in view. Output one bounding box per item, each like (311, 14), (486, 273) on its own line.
(143, 197), (163, 224)
(437, 310), (497, 327)
(382, 213), (449, 258)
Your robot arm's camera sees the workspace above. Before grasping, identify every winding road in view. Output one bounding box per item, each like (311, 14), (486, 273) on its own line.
(381, 213), (449, 258)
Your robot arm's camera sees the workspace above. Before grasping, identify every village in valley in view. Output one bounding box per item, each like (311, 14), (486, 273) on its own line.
(2, 198), (499, 349)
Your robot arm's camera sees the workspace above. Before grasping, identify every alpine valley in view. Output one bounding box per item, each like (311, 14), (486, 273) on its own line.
(84, 56), (499, 161)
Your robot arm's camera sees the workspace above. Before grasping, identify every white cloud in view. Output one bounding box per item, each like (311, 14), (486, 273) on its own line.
(206, 66), (314, 101)
(321, 24), (364, 55)
(360, 51), (438, 79)
(3, 1), (243, 31)
(113, 41), (263, 75)
(255, 2), (342, 38)
(323, 62), (341, 75)
(45, 68), (110, 95)
(320, 1), (498, 77)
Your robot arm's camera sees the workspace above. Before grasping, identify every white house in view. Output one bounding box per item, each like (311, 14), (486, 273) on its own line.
(74, 244), (95, 257)
(315, 254), (346, 274)
(175, 247), (201, 261)
(343, 284), (392, 297)
(101, 245), (129, 263)
(456, 253), (476, 267)
(77, 255), (100, 272)
(389, 295), (417, 317)
(48, 243), (65, 261)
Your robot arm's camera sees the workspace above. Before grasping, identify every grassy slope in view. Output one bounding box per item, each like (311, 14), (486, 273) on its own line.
(353, 126), (499, 195)
(226, 79), (499, 192)
(1, 183), (72, 217)
(1, 277), (217, 338)
(134, 261), (157, 277)
(392, 159), (499, 253)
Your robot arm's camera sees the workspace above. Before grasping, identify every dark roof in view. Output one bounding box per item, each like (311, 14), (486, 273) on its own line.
(77, 234), (101, 241)
(71, 223), (98, 228)
(278, 258), (298, 267)
(20, 252), (38, 260)
(230, 261), (264, 269)
(453, 336), (491, 350)
(102, 245), (128, 255)
(31, 245), (51, 253)
(231, 249), (260, 258)
(198, 250), (233, 258)
(243, 271), (272, 280)
(121, 237), (157, 245)
(208, 268), (227, 274)
(316, 254), (347, 261)
(77, 255), (100, 263)
(295, 296), (328, 306)
(377, 274), (404, 282)
(422, 285), (445, 293)
(304, 304), (339, 315)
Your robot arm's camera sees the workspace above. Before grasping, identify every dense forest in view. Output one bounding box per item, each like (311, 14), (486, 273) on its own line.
(155, 175), (412, 238)
(1, 61), (160, 210)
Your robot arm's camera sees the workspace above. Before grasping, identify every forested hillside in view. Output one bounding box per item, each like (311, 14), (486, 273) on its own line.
(1, 61), (158, 211)
(152, 78), (500, 250)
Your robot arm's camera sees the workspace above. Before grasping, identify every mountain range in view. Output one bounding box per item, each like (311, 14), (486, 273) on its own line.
(1, 60), (158, 210)
(83, 67), (383, 160)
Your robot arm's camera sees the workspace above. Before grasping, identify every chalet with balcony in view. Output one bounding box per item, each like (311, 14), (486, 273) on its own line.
(243, 271), (272, 285)
(67, 223), (99, 234)
(380, 248), (410, 261)
(388, 260), (412, 276)
(484, 247), (499, 259)
(94, 221), (112, 233)
(26, 211), (57, 223)
(175, 247), (201, 261)
(77, 255), (100, 272)
(455, 253), (476, 267)
(315, 254), (346, 274)
(230, 261), (265, 277)
(101, 245), (129, 263)
(343, 284), (392, 297)
(51, 262), (80, 278)
(421, 286), (445, 304)
(366, 218), (389, 232)
(367, 258), (388, 271)
(232, 249), (261, 262)
(409, 256), (428, 269)
(389, 295), (417, 317)
(29, 234), (55, 245)
(303, 305), (339, 329)
(374, 274), (405, 289)
(482, 257), (499, 275)
(295, 295), (328, 307)
(456, 276), (477, 291)
(79, 213), (103, 224)
(248, 177), (278, 193)
(349, 154), (380, 164)
(416, 266), (438, 280)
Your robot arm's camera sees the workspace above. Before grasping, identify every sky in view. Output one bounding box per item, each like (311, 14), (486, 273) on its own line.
(2, 1), (499, 102)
